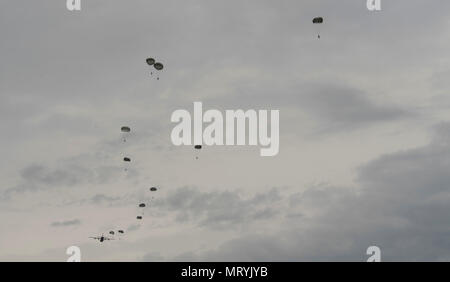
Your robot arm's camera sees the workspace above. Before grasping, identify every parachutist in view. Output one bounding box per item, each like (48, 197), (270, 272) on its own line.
(313, 17), (323, 39)
(146, 58), (163, 78)
(121, 126), (130, 142)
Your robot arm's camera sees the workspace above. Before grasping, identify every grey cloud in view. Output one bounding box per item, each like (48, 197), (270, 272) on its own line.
(50, 219), (81, 227)
(2, 162), (123, 200)
(155, 187), (282, 230)
(300, 84), (413, 131)
(165, 124), (450, 261)
(90, 194), (122, 205)
(431, 122), (450, 146)
(2, 0), (450, 261)
(195, 80), (413, 135)
(141, 252), (164, 262)
(63, 192), (139, 208)
(127, 224), (141, 232)
(21, 164), (91, 187)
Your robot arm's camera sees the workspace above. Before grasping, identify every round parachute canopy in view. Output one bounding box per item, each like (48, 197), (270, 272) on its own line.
(194, 145), (202, 150)
(150, 187), (158, 192)
(123, 157), (131, 162)
(137, 216), (143, 220)
(146, 58), (156, 66)
(121, 126), (131, 133)
(313, 17), (323, 24)
(154, 62), (164, 71)
(109, 231), (115, 235)
(118, 230), (124, 234)
(139, 203), (146, 208)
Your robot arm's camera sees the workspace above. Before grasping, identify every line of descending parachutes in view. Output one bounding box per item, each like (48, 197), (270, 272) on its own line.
(91, 56), (164, 243)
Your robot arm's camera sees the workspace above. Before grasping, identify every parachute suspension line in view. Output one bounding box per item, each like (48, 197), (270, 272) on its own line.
(194, 145), (202, 160)
(121, 126), (130, 143)
(154, 62), (164, 80)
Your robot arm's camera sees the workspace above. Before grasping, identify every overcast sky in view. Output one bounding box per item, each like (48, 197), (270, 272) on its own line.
(1, 0), (450, 261)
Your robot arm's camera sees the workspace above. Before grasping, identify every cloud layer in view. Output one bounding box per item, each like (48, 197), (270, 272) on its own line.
(1, 0), (450, 261)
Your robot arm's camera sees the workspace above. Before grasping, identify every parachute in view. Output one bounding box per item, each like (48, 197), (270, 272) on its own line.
(138, 203), (146, 217)
(146, 57), (164, 80)
(146, 58), (155, 66)
(121, 126), (131, 133)
(194, 145), (202, 159)
(153, 62), (164, 80)
(123, 157), (131, 172)
(121, 126), (131, 142)
(149, 187), (158, 200)
(312, 17), (323, 24)
(154, 62), (164, 71)
(312, 17), (324, 39)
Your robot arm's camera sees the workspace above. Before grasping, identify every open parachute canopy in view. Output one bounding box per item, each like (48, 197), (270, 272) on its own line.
(121, 126), (131, 133)
(154, 62), (164, 71)
(313, 17), (323, 24)
(146, 58), (155, 66)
